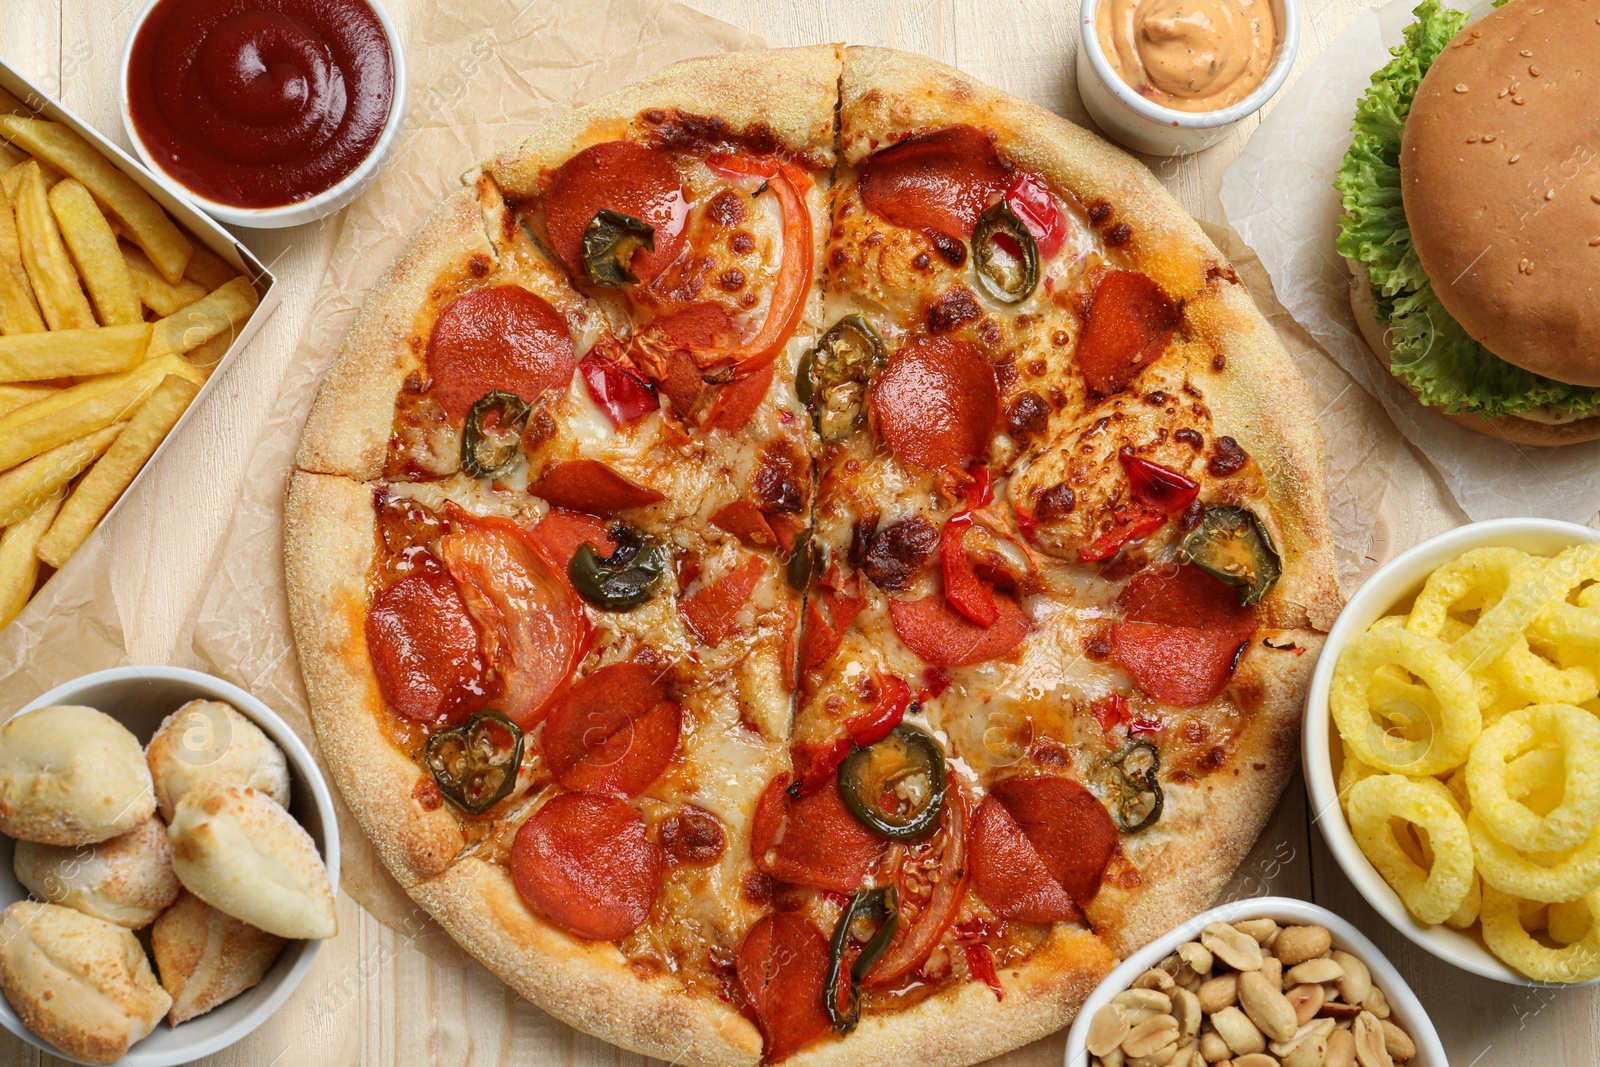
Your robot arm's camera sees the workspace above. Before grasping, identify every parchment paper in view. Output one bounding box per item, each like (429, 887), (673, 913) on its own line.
(181, 0), (761, 954)
(1219, 0), (1600, 525)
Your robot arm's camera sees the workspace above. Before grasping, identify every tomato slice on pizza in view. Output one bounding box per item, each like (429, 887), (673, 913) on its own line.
(286, 44), (1338, 1067)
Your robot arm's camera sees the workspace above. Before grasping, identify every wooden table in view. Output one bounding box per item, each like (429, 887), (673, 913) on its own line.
(1, 0), (1593, 1064)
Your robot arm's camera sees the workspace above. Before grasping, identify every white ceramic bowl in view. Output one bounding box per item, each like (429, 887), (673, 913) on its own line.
(1304, 517), (1600, 987)
(1076, 0), (1299, 156)
(117, 0), (409, 229)
(0, 666), (341, 1065)
(1064, 896), (1447, 1067)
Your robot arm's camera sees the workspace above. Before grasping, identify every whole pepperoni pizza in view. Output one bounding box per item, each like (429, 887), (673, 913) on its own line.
(284, 45), (1340, 1067)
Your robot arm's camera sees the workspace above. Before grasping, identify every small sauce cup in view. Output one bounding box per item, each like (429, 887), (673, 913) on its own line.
(1076, 0), (1299, 156)
(117, 0), (410, 229)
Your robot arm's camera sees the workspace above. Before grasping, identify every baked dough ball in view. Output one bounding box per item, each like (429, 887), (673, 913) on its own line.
(151, 890), (286, 1025)
(0, 706), (155, 846)
(145, 699), (291, 822)
(13, 817), (180, 929)
(0, 900), (170, 1065)
(168, 782), (336, 940)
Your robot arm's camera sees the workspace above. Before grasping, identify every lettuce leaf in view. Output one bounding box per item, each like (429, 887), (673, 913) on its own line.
(1334, 1), (1600, 419)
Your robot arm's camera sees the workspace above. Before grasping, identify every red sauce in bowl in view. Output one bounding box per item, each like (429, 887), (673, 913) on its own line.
(126, 0), (395, 209)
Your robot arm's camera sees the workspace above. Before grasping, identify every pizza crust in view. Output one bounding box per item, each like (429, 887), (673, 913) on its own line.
(296, 186), (498, 481)
(283, 471), (465, 887)
(479, 44), (843, 200)
(788, 926), (1115, 1067)
(409, 857), (762, 1067)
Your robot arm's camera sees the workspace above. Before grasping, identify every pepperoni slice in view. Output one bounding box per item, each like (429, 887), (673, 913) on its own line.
(858, 125), (1009, 240)
(425, 286), (576, 420)
(544, 141), (687, 285)
(750, 773), (886, 893)
(531, 459), (665, 515)
(704, 362), (773, 434)
(511, 792), (661, 940)
(439, 508), (587, 728)
(970, 794), (1080, 923)
(798, 585), (865, 673)
(736, 912), (832, 1064)
(532, 508), (616, 567)
(870, 337), (998, 472)
(766, 512), (804, 554)
(542, 663), (681, 797)
(888, 591), (1029, 669)
(710, 499), (777, 548)
(366, 568), (491, 726)
(637, 304), (770, 430)
(1076, 270), (1180, 398)
(989, 776), (1118, 905)
(1111, 563), (1256, 707)
(679, 554), (768, 647)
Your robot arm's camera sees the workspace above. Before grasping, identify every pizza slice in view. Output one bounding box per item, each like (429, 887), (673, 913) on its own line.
(715, 47), (1340, 1065)
(288, 44), (844, 1067)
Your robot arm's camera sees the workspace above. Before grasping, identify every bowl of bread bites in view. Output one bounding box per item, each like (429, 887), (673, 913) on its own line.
(0, 666), (339, 1065)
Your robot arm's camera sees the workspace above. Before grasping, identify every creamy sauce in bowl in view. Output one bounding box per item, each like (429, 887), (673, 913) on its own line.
(1094, 0), (1277, 112)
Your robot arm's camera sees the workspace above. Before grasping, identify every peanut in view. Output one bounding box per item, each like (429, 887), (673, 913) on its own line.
(1274, 925), (1332, 967)
(1239, 970), (1299, 1043)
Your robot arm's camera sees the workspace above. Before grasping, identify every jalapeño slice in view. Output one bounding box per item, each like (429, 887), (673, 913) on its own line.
(785, 528), (824, 591)
(973, 201), (1039, 304)
(1106, 740), (1163, 833)
(824, 885), (899, 1034)
(1182, 504), (1282, 606)
(461, 390), (531, 478)
(569, 524), (665, 611)
(424, 709), (524, 815)
(581, 209), (656, 287)
(798, 314), (886, 442)
(838, 724), (947, 841)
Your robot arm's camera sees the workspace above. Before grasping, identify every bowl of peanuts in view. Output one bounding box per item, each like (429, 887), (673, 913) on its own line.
(1065, 896), (1444, 1067)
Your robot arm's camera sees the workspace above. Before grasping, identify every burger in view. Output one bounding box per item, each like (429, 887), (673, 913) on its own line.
(1336, 0), (1600, 445)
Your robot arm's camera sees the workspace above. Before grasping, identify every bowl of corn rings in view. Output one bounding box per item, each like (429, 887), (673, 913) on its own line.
(1305, 518), (1600, 985)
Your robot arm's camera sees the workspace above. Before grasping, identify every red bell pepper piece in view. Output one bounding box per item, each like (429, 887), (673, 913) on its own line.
(1120, 453), (1199, 514)
(1003, 171), (1066, 260)
(579, 349), (658, 427)
(964, 943), (1004, 1001)
(789, 674), (912, 796)
(940, 513), (999, 626)
(691, 155), (813, 380)
(1077, 508), (1167, 564)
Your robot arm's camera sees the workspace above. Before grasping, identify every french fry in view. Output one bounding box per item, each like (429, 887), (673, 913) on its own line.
(182, 240), (238, 292)
(0, 85), (33, 121)
(14, 162), (95, 330)
(49, 179), (140, 326)
(0, 143), (23, 171)
(37, 375), (198, 569)
(0, 182), (44, 335)
(0, 322), (150, 382)
(121, 241), (205, 316)
(184, 330), (232, 375)
(0, 382), (52, 417)
(147, 276), (257, 360)
(0, 352), (202, 471)
(0, 489), (61, 630)
(0, 421), (123, 527)
(0, 117), (192, 283)
(0, 159), (61, 199)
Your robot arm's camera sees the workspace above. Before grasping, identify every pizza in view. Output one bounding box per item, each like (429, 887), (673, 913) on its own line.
(283, 44), (1340, 1067)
